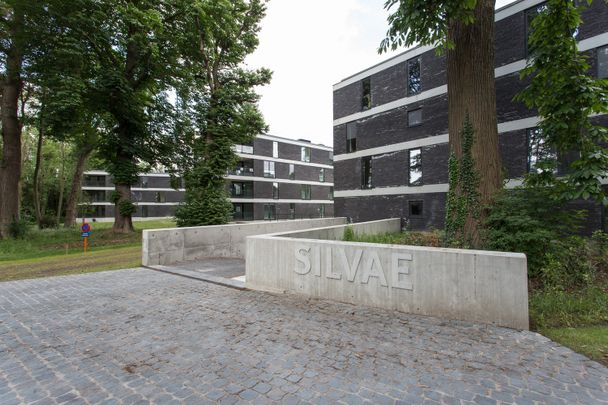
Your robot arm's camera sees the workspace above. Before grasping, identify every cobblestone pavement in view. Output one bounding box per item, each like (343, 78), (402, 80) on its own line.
(0, 269), (606, 405)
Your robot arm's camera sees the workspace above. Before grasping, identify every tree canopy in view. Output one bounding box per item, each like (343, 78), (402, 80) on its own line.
(516, 0), (608, 204)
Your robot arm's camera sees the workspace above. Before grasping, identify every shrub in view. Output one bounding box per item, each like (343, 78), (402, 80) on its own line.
(343, 226), (355, 241)
(175, 187), (233, 227)
(39, 215), (58, 229)
(8, 219), (29, 239)
(484, 187), (584, 278)
(540, 237), (594, 290)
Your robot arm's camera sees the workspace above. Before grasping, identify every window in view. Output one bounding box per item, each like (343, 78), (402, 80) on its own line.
(329, 186), (334, 199)
(407, 57), (421, 95)
(301, 184), (311, 200)
(361, 77), (371, 110)
(527, 127), (557, 173)
(272, 141), (279, 158)
(234, 144), (254, 154)
(140, 177), (148, 188)
(408, 149), (422, 186)
(346, 122), (357, 153)
(319, 168), (325, 182)
(234, 160), (254, 176)
(329, 151), (333, 161)
(289, 203), (296, 219)
(264, 204), (276, 220)
(233, 203), (244, 220)
(233, 203), (253, 221)
(231, 182), (253, 197)
(599, 46), (608, 79)
(319, 205), (326, 218)
(84, 190), (106, 202)
(263, 161), (275, 178)
(408, 201), (423, 217)
(273, 182), (279, 200)
(361, 156), (373, 189)
(232, 182), (243, 197)
(155, 192), (166, 203)
(84, 175), (105, 187)
(408, 109), (422, 127)
(289, 164), (295, 180)
(92, 206), (106, 217)
(141, 205), (149, 218)
(301, 146), (311, 162)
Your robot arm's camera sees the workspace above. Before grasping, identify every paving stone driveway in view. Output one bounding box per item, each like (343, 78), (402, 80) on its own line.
(0, 269), (606, 405)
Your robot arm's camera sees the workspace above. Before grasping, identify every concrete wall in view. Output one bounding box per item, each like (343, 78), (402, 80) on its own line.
(142, 218), (346, 266)
(274, 218), (402, 241)
(246, 220), (529, 330)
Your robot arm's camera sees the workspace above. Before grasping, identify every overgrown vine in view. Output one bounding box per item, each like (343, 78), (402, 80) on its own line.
(445, 116), (480, 248)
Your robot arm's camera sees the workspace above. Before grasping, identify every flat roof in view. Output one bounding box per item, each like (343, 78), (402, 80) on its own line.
(260, 133), (331, 150)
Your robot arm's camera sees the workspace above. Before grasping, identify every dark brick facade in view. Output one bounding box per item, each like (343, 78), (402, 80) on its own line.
(82, 135), (334, 221)
(333, 0), (608, 233)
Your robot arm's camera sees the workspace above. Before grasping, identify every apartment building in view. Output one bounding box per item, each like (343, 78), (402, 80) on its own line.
(333, 0), (608, 231)
(81, 134), (334, 221)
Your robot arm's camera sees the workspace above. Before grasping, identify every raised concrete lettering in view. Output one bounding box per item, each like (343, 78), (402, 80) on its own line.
(295, 246), (311, 275)
(338, 248), (362, 282)
(294, 245), (411, 290)
(361, 251), (388, 287)
(391, 253), (413, 290)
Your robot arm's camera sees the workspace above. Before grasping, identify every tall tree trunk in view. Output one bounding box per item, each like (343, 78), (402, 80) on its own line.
(113, 181), (134, 234)
(446, 0), (502, 247)
(64, 142), (94, 227)
(33, 117), (45, 228)
(56, 142), (66, 224)
(0, 10), (24, 239)
(112, 141), (135, 233)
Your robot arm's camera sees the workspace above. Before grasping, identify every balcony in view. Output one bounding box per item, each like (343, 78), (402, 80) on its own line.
(230, 182), (254, 198)
(229, 160), (254, 177)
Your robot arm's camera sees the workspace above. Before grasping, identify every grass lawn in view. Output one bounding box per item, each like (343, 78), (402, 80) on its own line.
(0, 219), (176, 281)
(530, 285), (608, 366)
(540, 327), (608, 366)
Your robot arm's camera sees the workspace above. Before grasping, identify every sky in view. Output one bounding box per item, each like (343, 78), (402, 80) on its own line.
(245, 0), (518, 147)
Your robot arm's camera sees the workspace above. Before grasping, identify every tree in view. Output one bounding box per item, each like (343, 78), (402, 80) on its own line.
(516, 0), (608, 204)
(174, 0), (271, 227)
(0, 1), (32, 238)
(380, 0), (502, 247)
(66, 0), (193, 233)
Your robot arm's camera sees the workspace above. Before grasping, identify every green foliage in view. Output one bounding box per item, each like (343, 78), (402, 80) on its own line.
(541, 237), (594, 289)
(591, 230), (608, 258)
(8, 219), (29, 240)
(343, 226), (356, 242)
(175, 187), (233, 227)
(0, 219), (175, 262)
(110, 191), (121, 205)
(445, 117), (480, 248)
(118, 201), (136, 217)
(379, 0), (478, 53)
(174, 0), (270, 227)
(38, 215), (58, 229)
(516, 0), (608, 204)
(343, 230), (445, 247)
(484, 187), (585, 277)
(530, 285), (608, 329)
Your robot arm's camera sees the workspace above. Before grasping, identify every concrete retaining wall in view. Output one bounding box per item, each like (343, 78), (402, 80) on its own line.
(246, 220), (529, 330)
(275, 218), (402, 241)
(143, 218), (346, 266)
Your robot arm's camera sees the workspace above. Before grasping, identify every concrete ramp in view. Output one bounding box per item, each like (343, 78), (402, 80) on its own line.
(146, 257), (246, 289)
